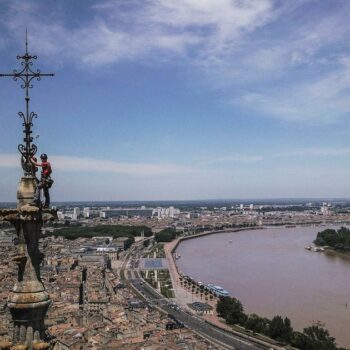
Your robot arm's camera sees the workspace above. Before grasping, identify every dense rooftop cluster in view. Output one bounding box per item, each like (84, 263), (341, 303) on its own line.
(0, 230), (220, 349)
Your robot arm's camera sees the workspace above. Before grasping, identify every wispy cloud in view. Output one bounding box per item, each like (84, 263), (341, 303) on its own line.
(0, 154), (20, 168)
(198, 153), (264, 165)
(1, 147), (346, 174)
(1, 0), (350, 124)
(198, 147), (350, 165)
(275, 147), (350, 158)
(0, 0), (277, 66)
(234, 55), (350, 124)
(0, 154), (196, 176)
(2, 149), (350, 200)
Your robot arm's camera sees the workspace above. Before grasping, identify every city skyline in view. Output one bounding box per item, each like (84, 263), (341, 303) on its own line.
(1, 0), (350, 201)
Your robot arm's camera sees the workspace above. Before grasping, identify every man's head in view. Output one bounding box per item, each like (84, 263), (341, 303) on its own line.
(40, 153), (48, 161)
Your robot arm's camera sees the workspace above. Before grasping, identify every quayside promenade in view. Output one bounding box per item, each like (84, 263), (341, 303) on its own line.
(162, 228), (287, 350)
(170, 225), (350, 349)
(122, 235), (285, 350)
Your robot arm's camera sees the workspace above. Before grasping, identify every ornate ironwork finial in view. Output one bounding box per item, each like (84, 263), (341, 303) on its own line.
(25, 28), (28, 55)
(0, 32), (54, 176)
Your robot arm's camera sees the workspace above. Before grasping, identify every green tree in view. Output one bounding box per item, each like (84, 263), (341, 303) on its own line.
(269, 316), (293, 341)
(44, 224), (152, 240)
(269, 316), (285, 339)
(216, 296), (231, 319)
(225, 298), (244, 324)
(314, 227), (350, 251)
(154, 228), (177, 242)
(291, 325), (338, 350)
(290, 331), (308, 348)
(283, 317), (293, 340)
(245, 314), (270, 334)
(217, 297), (246, 325)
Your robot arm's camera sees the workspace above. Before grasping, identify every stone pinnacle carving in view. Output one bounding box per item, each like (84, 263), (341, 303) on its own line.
(0, 32), (57, 350)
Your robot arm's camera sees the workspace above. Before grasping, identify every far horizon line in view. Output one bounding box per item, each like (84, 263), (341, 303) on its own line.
(1, 197), (350, 204)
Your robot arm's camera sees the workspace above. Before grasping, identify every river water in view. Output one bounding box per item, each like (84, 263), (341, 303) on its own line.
(176, 226), (350, 348)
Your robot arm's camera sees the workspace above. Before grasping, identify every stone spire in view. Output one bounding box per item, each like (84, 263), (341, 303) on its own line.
(0, 34), (57, 349)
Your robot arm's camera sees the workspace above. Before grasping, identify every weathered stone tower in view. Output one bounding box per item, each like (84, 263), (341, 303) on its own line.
(0, 34), (56, 350)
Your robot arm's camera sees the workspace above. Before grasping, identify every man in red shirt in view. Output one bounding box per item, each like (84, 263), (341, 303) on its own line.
(31, 154), (53, 208)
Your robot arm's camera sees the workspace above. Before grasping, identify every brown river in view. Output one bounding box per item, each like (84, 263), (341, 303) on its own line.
(176, 226), (350, 348)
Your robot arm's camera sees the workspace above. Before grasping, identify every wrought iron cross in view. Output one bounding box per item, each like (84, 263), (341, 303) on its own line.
(0, 31), (54, 176)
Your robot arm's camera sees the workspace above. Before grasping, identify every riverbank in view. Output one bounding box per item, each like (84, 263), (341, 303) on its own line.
(164, 227), (289, 350)
(164, 228), (257, 307)
(172, 225), (350, 348)
(324, 246), (350, 258)
(165, 227), (262, 302)
(170, 226), (264, 255)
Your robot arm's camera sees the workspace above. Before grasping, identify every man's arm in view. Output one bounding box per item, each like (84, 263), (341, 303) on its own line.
(31, 158), (42, 167)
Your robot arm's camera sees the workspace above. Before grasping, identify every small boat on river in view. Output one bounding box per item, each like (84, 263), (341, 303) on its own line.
(205, 284), (230, 297)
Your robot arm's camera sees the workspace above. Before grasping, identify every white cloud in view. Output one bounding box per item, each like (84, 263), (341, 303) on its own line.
(198, 153), (264, 165)
(0, 154), (196, 176)
(2, 0), (350, 124)
(0, 0), (277, 66)
(199, 147), (350, 165)
(0, 154), (20, 168)
(2, 148), (350, 200)
(275, 148), (350, 158)
(235, 58), (350, 124)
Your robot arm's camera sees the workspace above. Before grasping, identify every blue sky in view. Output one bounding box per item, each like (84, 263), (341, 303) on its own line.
(1, 0), (350, 201)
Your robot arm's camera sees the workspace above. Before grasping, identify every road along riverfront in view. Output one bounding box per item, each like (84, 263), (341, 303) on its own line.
(120, 237), (286, 350)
